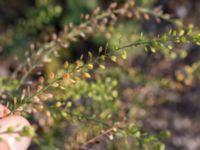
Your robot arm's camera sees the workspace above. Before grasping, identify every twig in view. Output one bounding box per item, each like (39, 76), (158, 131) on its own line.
(80, 122), (125, 150)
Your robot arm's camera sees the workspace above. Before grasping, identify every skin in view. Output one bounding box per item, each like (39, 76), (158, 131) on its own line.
(0, 141), (9, 150)
(0, 104), (31, 150)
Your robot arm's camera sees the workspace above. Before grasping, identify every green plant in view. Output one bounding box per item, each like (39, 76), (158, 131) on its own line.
(0, 0), (199, 149)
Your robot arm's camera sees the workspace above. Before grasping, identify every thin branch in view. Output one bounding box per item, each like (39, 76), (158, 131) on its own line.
(80, 122), (125, 150)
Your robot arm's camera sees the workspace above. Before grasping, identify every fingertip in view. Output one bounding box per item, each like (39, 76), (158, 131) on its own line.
(0, 104), (10, 118)
(0, 140), (10, 150)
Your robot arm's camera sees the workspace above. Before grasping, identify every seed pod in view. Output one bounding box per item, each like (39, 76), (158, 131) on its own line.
(38, 76), (45, 84)
(13, 97), (17, 107)
(82, 73), (91, 79)
(88, 51), (93, 59)
(49, 72), (55, 80)
(52, 83), (59, 87)
(64, 61), (69, 69)
(70, 79), (76, 84)
(37, 85), (43, 91)
(56, 101), (62, 108)
(110, 56), (117, 62)
(74, 77), (80, 81)
(144, 14), (150, 20)
(99, 64), (105, 69)
(75, 60), (81, 69)
(36, 105), (44, 112)
(87, 64), (94, 70)
(109, 2), (117, 9)
(45, 111), (51, 117)
(121, 50), (127, 60)
(64, 73), (70, 79)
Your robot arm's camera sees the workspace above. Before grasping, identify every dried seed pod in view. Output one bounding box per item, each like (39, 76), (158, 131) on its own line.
(64, 61), (69, 69)
(144, 13), (150, 20)
(38, 76), (45, 84)
(13, 97), (17, 107)
(64, 73), (70, 80)
(49, 72), (55, 80)
(74, 77), (80, 81)
(36, 105), (44, 112)
(37, 85), (43, 91)
(75, 60), (82, 69)
(109, 2), (117, 9)
(93, 7), (100, 15)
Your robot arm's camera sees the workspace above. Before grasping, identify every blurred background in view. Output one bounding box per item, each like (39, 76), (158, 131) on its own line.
(0, 0), (200, 150)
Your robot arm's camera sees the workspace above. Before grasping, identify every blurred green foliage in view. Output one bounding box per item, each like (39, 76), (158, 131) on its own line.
(0, 0), (200, 150)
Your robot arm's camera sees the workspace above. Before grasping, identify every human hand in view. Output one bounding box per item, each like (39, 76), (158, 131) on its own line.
(0, 104), (31, 150)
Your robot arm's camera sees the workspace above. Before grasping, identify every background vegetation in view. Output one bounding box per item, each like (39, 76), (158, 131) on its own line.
(0, 0), (200, 149)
